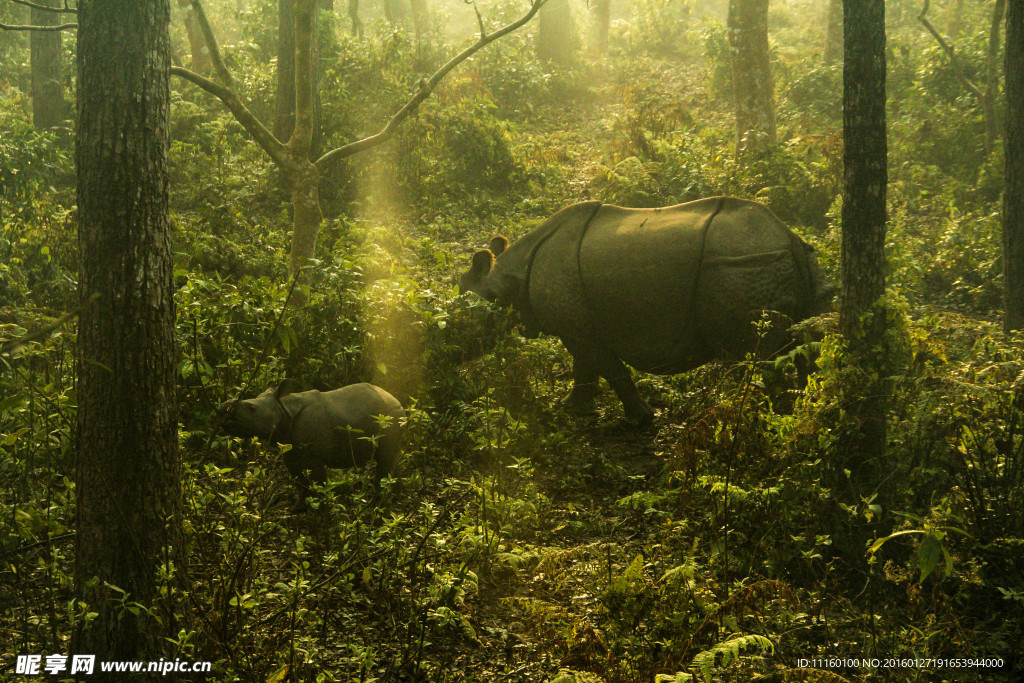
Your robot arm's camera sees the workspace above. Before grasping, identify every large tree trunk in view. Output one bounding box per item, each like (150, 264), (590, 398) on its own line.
(727, 0), (776, 156)
(840, 0), (887, 331)
(839, 0), (888, 477)
(824, 0), (842, 65)
(74, 0), (181, 667)
(1005, 1), (1024, 332)
(177, 0), (211, 74)
(30, 0), (64, 129)
(537, 0), (578, 66)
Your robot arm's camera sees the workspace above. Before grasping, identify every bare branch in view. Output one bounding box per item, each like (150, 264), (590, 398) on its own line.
(918, 0), (984, 101)
(472, 2), (487, 39)
(0, 21), (76, 30)
(171, 66), (288, 168)
(316, 0), (548, 171)
(190, 0), (234, 89)
(8, 0), (76, 14)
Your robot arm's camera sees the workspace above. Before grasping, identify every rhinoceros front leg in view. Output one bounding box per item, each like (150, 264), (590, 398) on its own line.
(561, 343), (600, 415)
(564, 340), (654, 425)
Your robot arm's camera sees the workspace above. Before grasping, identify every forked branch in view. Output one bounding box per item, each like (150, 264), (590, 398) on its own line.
(189, 0), (234, 89)
(315, 0), (548, 171)
(170, 0), (287, 166)
(918, 0), (984, 100)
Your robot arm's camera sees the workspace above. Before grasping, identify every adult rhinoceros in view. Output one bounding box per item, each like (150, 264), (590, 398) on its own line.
(459, 196), (835, 424)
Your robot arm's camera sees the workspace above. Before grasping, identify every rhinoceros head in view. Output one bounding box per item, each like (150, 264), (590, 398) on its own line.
(216, 378), (301, 440)
(459, 235), (510, 299)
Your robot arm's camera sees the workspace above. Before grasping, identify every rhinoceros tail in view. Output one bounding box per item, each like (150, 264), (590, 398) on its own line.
(791, 238), (836, 317)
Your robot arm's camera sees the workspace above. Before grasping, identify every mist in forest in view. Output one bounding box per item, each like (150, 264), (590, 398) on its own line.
(2, 0), (1022, 680)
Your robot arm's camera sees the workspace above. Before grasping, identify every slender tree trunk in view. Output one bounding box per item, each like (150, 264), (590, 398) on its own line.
(824, 0), (842, 65)
(30, 0), (64, 129)
(591, 0), (610, 55)
(347, 0), (363, 36)
(1005, 1), (1024, 331)
(74, 0), (181, 668)
(285, 0), (323, 294)
(384, 0), (408, 26)
(983, 0), (1006, 156)
(537, 0), (578, 66)
(275, 0), (297, 142)
(728, 0), (776, 156)
(839, 0), (888, 476)
(177, 0), (211, 74)
(410, 0), (428, 44)
(276, 0), (321, 157)
(946, 0), (965, 39)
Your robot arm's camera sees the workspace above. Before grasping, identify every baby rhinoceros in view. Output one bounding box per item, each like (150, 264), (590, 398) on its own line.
(216, 380), (405, 507)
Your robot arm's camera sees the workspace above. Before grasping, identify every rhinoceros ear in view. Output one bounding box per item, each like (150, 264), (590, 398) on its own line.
(275, 378), (301, 399)
(488, 235), (509, 258)
(470, 249), (494, 278)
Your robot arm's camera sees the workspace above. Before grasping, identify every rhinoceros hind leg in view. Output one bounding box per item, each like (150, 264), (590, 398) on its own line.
(566, 340), (653, 425)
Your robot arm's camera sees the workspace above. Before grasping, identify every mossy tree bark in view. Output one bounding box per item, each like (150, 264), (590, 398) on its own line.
(727, 0), (776, 156)
(839, 0), (888, 482)
(74, 0), (182, 667)
(1005, 1), (1024, 332)
(30, 0), (64, 129)
(275, 0), (296, 141)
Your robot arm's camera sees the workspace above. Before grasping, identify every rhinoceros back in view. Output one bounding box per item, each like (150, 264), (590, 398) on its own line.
(693, 198), (826, 358)
(571, 198), (722, 373)
(283, 383), (405, 479)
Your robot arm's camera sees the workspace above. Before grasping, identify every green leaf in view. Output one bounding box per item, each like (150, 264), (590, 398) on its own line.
(918, 534), (941, 581)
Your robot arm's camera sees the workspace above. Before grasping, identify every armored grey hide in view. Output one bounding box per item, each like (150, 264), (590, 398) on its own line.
(460, 196), (835, 423)
(217, 381), (405, 485)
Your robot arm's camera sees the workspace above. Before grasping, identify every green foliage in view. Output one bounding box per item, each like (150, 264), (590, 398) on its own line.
(395, 94), (523, 213)
(784, 63), (843, 123)
(701, 20), (733, 101)
(4, 2), (1024, 679)
(629, 0), (696, 56)
(0, 94), (75, 309)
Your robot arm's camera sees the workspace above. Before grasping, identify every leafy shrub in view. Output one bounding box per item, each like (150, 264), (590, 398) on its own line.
(784, 62), (842, 122)
(394, 94), (523, 211)
(0, 96), (75, 309)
